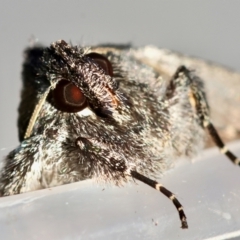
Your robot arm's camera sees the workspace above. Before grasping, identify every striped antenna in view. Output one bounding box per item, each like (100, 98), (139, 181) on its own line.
(131, 170), (188, 229)
(204, 121), (240, 166)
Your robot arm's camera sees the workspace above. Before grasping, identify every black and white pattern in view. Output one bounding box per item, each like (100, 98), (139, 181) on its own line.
(0, 40), (239, 229)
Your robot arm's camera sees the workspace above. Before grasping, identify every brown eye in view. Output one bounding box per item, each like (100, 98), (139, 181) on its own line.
(52, 80), (87, 112)
(86, 52), (113, 77)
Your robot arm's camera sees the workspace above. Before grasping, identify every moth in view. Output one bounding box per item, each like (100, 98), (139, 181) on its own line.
(0, 40), (239, 229)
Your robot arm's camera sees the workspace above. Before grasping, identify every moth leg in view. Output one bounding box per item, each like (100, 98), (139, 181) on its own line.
(171, 66), (240, 166)
(131, 170), (188, 229)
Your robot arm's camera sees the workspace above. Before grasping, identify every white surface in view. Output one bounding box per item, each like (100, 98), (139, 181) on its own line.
(0, 141), (239, 240)
(1, 1), (240, 150)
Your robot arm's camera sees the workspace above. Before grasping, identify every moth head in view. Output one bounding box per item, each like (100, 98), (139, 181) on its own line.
(22, 40), (131, 139)
(46, 40), (124, 117)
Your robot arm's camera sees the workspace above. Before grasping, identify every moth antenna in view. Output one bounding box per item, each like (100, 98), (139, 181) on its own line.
(24, 84), (55, 139)
(175, 66), (240, 167)
(204, 121), (240, 166)
(131, 170), (188, 229)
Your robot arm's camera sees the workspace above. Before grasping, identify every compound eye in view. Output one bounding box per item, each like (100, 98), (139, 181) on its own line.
(86, 52), (113, 77)
(52, 80), (87, 112)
